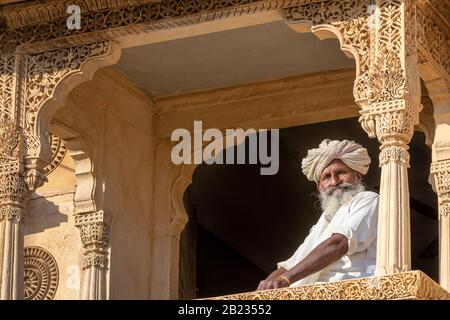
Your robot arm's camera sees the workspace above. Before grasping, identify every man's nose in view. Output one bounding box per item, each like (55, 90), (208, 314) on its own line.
(330, 175), (341, 187)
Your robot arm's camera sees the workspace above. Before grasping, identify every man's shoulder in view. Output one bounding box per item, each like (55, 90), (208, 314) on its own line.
(356, 191), (379, 199)
(349, 191), (379, 208)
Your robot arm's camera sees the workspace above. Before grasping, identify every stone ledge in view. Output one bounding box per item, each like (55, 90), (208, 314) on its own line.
(207, 271), (450, 300)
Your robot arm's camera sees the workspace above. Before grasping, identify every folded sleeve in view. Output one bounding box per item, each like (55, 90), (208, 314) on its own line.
(276, 225), (316, 270)
(329, 191), (379, 256)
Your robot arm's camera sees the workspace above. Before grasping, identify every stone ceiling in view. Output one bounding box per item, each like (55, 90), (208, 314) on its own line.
(114, 21), (355, 98)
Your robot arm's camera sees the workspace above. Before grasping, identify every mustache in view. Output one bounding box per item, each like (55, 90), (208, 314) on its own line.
(324, 183), (356, 196)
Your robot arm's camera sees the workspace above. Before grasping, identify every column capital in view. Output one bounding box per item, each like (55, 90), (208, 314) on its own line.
(431, 160), (450, 218)
(75, 210), (110, 270)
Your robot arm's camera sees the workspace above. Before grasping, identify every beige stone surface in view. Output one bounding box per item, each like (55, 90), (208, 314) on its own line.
(22, 67), (156, 299)
(56, 68), (156, 299)
(0, 0), (448, 300)
(26, 154), (81, 300)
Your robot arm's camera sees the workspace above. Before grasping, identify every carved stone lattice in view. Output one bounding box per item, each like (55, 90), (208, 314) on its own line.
(0, 116), (20, 171)
(0, 55), (15, 120)
(367, 0), (421, 111)
(209, 271), (450, 300)
(417, 1), (450, 75)
(24, 246), (59, 300)
(0, 0), (296, 53)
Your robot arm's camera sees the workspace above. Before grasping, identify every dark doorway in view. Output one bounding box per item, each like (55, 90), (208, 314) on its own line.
(180, 117), (438, 299)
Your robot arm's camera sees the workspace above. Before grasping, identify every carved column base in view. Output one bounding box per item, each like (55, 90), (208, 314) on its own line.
(0, 170), (29, 300)
(0, 211), (24, 300)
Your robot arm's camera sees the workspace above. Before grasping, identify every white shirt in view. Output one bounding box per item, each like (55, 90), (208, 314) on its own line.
(277, 191), (379, 287)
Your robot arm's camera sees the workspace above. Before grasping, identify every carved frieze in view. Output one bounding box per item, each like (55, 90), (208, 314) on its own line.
(209, 271), (450, 300)
(417, 1), (450, 76)
(0, 0), (446, 84)
(0, 55), (15, 120)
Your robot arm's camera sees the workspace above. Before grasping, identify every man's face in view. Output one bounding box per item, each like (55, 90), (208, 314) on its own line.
(317, 159), (360, 194)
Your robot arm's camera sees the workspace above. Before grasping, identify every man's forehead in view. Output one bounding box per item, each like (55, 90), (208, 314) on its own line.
(321, 160), (351, 174)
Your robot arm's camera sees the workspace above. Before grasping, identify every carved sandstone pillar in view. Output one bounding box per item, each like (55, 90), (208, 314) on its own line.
(0, 117), (29, 300)
(75, 210), (110, 300)
(431, 161), (450, 290)
(0, 53), (44, 300)
(360, 0), (422, 275)
(427, 78), (450, 291)
(0, 41), (119, 299)
(1, 42), (118, 299)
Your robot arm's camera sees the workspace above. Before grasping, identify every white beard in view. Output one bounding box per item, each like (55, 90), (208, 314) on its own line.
(318, 180), (366, 220)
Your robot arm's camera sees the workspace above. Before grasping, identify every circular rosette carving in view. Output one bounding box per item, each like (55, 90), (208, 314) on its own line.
(24, 246), (59, 300)
(43, 134), (67, 176)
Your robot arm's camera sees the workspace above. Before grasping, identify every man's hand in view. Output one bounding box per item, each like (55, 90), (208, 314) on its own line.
(257, 276), (290, 291)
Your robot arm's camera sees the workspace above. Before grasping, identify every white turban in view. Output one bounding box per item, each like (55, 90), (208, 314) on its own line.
(301, 139), (371, 183)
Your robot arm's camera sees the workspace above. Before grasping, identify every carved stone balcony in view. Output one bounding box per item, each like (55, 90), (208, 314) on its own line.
(208, 271), (450, 300)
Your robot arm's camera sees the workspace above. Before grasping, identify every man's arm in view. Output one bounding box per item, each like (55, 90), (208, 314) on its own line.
(283, 233), (348, 284)
(257, 234), (348, 291)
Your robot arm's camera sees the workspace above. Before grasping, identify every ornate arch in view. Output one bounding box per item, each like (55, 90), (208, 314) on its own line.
(22, 42), (121, 190)
(0, 41), (121, 193)
(282, 0), (371, 106)
(163, 128), (275, 298)
(169, 128), (254, 239)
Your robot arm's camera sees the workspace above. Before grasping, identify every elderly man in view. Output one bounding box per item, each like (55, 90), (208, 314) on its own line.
(257, 139), (378, 290)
